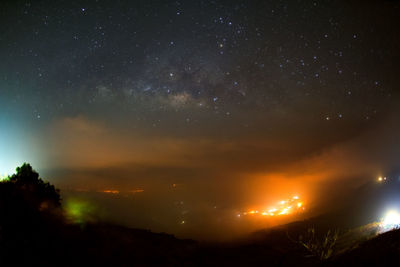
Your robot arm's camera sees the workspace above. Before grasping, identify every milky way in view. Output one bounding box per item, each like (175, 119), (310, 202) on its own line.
(1, 1), (398, 126)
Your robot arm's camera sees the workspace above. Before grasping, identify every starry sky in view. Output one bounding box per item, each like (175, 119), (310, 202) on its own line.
(1, 0), (400, 239)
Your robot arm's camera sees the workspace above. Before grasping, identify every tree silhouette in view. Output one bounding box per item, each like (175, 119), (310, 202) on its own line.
(2, 163), (61, 211)
(0, 164), (62, 265)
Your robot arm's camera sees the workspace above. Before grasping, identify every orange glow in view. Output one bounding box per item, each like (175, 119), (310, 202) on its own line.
(130, 189), (145, 193)
(101, 189), (120, 194)
(279, 208), (289, 215)
(239, 195), (305, 218)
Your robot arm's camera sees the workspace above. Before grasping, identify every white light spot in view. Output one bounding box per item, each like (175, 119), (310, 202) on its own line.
(381, 210), (400, 231)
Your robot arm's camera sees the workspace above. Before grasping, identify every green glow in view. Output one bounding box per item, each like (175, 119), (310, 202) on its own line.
(65, 198), (96, 224)
(0, 174), (10, 182)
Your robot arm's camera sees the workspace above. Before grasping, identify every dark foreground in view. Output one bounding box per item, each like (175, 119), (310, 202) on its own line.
(2, 214), (400, 266)
(1, 164), (400, 266)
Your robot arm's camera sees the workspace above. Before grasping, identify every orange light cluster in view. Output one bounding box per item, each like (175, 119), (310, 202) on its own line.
(101, 189), (120, 194)
(97, 189), (145, 194)
(238, 196), (305, 218)
(130, 189), (145, 193)
(377, 176), (387, 182)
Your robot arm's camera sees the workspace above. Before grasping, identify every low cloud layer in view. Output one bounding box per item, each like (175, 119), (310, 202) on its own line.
(36, 103), (400, 235)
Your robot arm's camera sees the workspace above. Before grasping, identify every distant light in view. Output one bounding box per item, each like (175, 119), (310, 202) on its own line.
(181, 220), (185, 224)
(279, 208), (289, 215)
(101, 190), (120, 194)
(378, 176), (387, 182)
(65, 198), (95, 224)
(241, 196), (306, 218)
(130, 189), (144, 193)
(381, 210), (400, 229)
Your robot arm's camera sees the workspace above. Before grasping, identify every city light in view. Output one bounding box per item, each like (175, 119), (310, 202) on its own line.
(377, 176), (387, 183)
(380, 209), (400, 232)
(237, 196), (305, 218)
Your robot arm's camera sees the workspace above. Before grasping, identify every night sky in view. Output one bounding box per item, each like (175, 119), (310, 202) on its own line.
(1, 0), (400, 239)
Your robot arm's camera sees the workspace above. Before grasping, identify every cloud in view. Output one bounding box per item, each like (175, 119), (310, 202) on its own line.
(41, 102), (400, 211)
(45, 116), (214, 169)
(35, 103), (400, 240)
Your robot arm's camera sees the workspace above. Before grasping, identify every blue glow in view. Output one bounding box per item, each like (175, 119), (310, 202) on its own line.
(0, 119), (40, 176)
